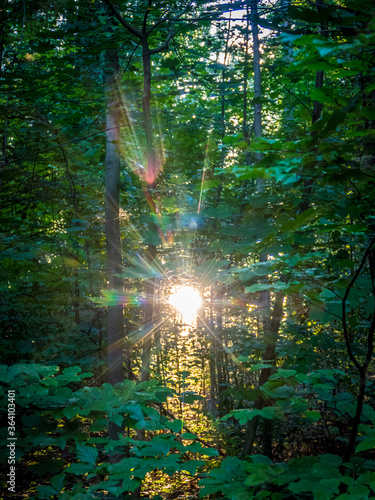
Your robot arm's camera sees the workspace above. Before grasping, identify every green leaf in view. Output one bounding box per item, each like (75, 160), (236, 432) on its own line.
(181, 392), (204, 404)
(289, 479), (316, 494)
(63, 406), (79, 419)
(76, 444), (98, 465)
(65, 462), (94, 475)
(355, 438), (375, 453)
(245, 281), (289, 293)
(271, 369), (297, 379)
(305, 410), (321, 422)
(109, 413), (123, 427)
(224, 406), (278, 425)
(250, 363), (272, 372)
(37, 485), (61, 498)
(180, 460), (205, 475)
(166, 419), (183, 433)
(180, 432), (198, 440)
(62, 366), (81, 378)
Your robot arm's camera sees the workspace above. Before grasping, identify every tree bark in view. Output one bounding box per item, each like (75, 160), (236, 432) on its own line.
(251, 0), (262, 162)
(216, 285), (225, 416)
(299, 0), (325, 213)
(249, 0), (271, 325)
(105, 49), (124, 393)
(299, 68), (324, 213)
(142, 41), (157, 186)
(140, 40), (157, 383)
(242, 0), (273, 456)
(141, 244), (156, 382)
(242, 1), (252, 146)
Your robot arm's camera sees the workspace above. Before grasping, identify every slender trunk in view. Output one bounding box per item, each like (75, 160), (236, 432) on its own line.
(216, 286), (224, 416)
(105, 49), (124, 394)
(252, 3), (271, 352)
(176, 335), (182, 417)
(238, 4), (252, 214)
(209, 286), (217, 416)
(0, 1), (8, 190)
(299, 69), (324, 213)
(243, 293), (284, 456)
(209, 357), (217, 416)
(242, 0), (272, 456)
(142, 41), (156, 187)
(155, 282), (161, 377)
(74, 270), (80, 324)
(243, 5), (250, 144)
(140, 40), (158, 383)
(217, 12), (230, 406)
(299, 0), (325, 213)
(141, 245), (156, 382)
(250, 0), (270, 324)
(85, 240), (95, 297)
(251, 0), (262, 167)
(0, 0), (7, 82)
(201, 357), (206, 401)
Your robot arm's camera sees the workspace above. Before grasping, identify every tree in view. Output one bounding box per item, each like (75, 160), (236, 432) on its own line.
(1, 0), (375, 498)
(104, 39), (124, 400)
(103, 0), (192, 383)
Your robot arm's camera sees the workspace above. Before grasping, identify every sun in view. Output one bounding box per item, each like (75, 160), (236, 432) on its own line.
(168, 285), (202, 324)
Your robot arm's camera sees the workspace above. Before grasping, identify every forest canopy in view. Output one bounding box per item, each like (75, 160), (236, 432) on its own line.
(1, 0), (375, 498)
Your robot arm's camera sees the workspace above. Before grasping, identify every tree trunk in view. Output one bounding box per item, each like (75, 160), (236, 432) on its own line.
(216, 285), (225, 416)
(141, 244), (156, 382)
(140, 40), (157, 383)
(209, 286), (217, 416)
(142, 41), (157, 187)
(249, 0), (271, 326)
(251, 0), (262, 168)
(299, 0), (325, 213)
(105, 49), (124, 394)
(242, 0), (273, 456)
(243, 293), (284, 456)
(299, 68), (324, 213)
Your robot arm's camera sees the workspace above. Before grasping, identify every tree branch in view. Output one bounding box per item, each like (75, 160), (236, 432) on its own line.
(145, 12), (171, 36)
(102, 0), (143, 39)
(143, 0), (152, 33)
(149, 2), (192, 54)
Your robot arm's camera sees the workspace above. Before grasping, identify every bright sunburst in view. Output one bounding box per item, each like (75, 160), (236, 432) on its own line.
(168, 285), (202, 325)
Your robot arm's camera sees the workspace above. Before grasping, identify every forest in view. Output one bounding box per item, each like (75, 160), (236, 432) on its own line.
(1, 0), (375, 498)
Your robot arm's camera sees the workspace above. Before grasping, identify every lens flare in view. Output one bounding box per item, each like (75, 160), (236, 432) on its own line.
(168, 286), (202, 325)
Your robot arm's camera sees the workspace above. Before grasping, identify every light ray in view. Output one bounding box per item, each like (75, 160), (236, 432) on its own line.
(198, 315), (253, 377)
(128, 317), (169, 348)
(198, 127), (213, 214)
